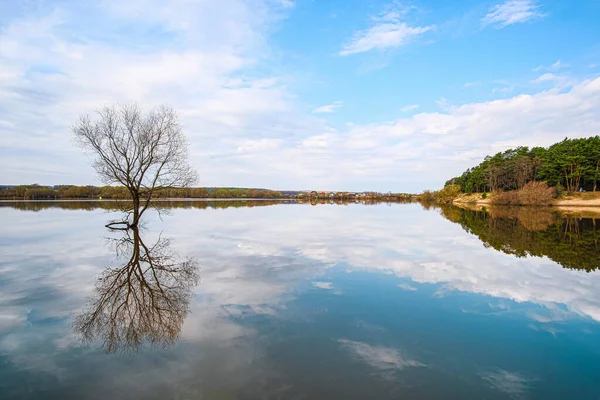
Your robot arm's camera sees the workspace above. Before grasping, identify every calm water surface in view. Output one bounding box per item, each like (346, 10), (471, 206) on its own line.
(1, 201), (599, 399)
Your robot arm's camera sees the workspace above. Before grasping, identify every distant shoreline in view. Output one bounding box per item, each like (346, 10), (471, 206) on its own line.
(0, 198), (295, 203)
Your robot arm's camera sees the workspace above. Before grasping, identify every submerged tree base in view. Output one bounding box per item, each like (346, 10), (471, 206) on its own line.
(105, 221), (134, 230)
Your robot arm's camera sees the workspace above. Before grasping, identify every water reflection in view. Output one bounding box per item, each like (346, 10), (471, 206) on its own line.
(73, 225), (199, 353)
(2, 202), (600, 399)
(0, 198), (414, 212)
(0, 199), (293, 212)
(440, 205), (600, 271)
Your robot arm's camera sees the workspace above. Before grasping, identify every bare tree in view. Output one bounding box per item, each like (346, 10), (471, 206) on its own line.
(72, 103), (197, 228)
(486, 165), (502, 192)
(73, 226), (199, 353)
(514, 156), (534, 189)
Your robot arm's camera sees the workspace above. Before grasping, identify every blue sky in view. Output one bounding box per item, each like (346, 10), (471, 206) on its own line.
(1, 0), (600, 192)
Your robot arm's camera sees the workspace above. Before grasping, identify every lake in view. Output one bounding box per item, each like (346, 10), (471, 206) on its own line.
(1, 201), (599, 399)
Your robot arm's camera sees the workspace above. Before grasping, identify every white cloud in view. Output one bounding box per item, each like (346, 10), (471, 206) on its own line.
(1, 1), (599, 194)
(210, 77), (600, 191)
(313, 281), (333, 289)
(492, 85), (515, 93)
(279, 0), (295, 8)
(217, 76), (600, 191)
(0, 0), (307, 186)
(340, 23), (433, 56)
(397, 282), (417, 291)
(338, 339), (425, 371)
(312, 101), (343, 113)
(236, 138), (282, 154)
(436, 97), (452, 111)
(532, 73), (560, 83)
(464, 81), (481, 87)
(401, 104), (419, 112)
(0, 314), (27, 334)
(301, 134), (337, 149)
(533, 59), (569, 72)
(372, 5), (416, 22)
(531, 73), (575, 89)
(482, 0), (544, 27)
(480, 369), (532, 397)
(340, 7), (434, 56)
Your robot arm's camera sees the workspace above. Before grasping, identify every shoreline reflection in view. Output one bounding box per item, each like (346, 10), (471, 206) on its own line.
(440, 205), (600, 272)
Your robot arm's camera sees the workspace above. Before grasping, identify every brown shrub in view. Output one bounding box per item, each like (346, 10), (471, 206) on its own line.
(518, 181), (557, 205)
(491, 190), (520, 205)
(491, 182), (556, 206)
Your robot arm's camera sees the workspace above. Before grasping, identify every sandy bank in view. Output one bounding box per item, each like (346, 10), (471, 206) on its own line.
(554, 198), (600, 206)
(451, 192), (600, 216)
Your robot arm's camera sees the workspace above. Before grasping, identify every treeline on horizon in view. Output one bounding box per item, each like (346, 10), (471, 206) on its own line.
(0, 185), (286, 200)
(0, 198), (414, 212)
(0, 199), (291, 212)
(0, 185), (415, 202)
(446, 136), (600, 193)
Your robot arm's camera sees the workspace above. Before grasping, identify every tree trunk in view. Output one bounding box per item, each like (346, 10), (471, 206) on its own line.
(594, 161), (599, 192)
(131, 193), (140, 228)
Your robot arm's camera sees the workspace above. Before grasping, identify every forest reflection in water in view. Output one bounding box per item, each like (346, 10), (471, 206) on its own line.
(0, 199), (292, 212)
(73, 224), (199, 353)
(440, 205), (600, 272)
(0, 198), (413, 212)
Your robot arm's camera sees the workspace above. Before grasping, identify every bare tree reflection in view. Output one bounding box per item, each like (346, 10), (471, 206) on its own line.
(74, 226), (199, 353)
